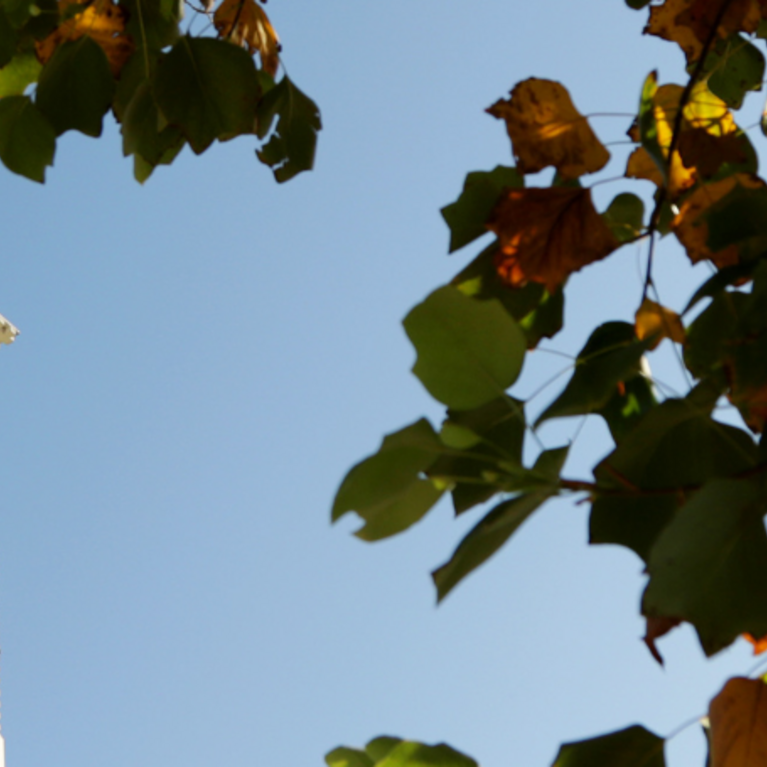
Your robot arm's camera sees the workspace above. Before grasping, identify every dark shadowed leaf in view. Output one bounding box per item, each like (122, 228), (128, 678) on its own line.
(155, 36), (259, 154)
(256, 74), (321, 182)
(535, 322), (649, 426)
(366, 738), (404, 763)
(643, 478), (767, 656)
(404, 286), (526, 410)
(552, 725), (665, 767)
(602, 192), (645, 243)
(122, 81), (184, 165)
(706, 35), (765, 109)
(35, 36), (114, 136)
(441, 166), (523, 253)
(0, 94), (55, 181)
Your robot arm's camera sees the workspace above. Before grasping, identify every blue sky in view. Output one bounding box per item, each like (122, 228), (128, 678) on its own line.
(0, 1), (764, 765)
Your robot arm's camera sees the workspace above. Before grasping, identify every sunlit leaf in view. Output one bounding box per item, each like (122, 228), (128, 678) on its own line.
(331, 419), (445, 541)
(326, 747), (374, 767)
(377, 740), (477, 767)
(635, 298), (686, 349)
(645, 0), (763, 63)
(214, 0), (280, 76)
(0, 52), (41, 97)
(486, 78), (609, 179)
(36, 0), (134, 77)
(403, 286), (526, 411)
(487, 187), (619, 293)
(709, 677), (767, 766)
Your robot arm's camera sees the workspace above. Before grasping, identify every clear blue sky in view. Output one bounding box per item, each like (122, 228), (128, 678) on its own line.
(0, 1), (763, 765)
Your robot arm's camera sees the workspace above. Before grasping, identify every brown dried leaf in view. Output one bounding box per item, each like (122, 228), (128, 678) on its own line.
(672, 174), (765, 267)
(677, 129), (746, 179)
(643, 616), (682, 665)
(214, 0), (280, 76)
(635, 299), (686, 350)
(646, 0), (764, 62)
(709, 677), (767, 767)
(36, 0), (134, 76)
(626, 146), (665, 187)
(487, 187), (619, 293)
(487, 78), (610, 180)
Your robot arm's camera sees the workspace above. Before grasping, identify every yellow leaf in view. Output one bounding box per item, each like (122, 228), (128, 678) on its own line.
(486, 78), (610, 180)
(630, 82), (741, 196)
(486, 187), (619, 293)
(36, 0), (134, 77)
(709, 677), (767, 767)
(645, 0), (763, 62)
(214, 0), (280, 77)
(672, 174), (765, 267)
(635, 299), (686, 350)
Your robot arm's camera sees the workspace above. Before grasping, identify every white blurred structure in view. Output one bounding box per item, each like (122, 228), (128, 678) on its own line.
(0, 313), (18, 346)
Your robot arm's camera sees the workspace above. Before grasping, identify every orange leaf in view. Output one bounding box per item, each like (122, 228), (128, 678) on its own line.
(487, 187), (619, 293)
(214, 0), (281, 77)
(745, 633), (767, 654)
(709, 677), (767, 767)
(645, 0), (764, 63)
(672, 173), (765, 267)
(635, 299), (686, 350)
(625, 146), (665, 187)
(36, 0), (134, 77)
(486, 79), (610, 180)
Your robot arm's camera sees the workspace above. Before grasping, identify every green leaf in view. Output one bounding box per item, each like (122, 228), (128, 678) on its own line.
(154, 36), (259, 155)
(2, 0), (32, 28)
(0, 94), (55, 182)
(590, 397), (758, 561)
(535, 322), (648, 427)
(123, 0), (180, 50)
(683, 261), (758, 314)
(602, 192), (644, 243)
(122, 80), (184, 165)
(366, 738), (404, 763)
(429, 397), (526, 513)
(433, 490), (554, 601)
(403, 286), (526, 410)
(596, 371), (657, 444)
(256, 75), (321, 183)
(0, 52), (41, 98)
(704, 181), (767, 257)
(706, 35), (765, 110)
(638, 71), (667, 186)
(0, 8), (17, 68)
(376, 741), (477, 767)
(35, 36), (114, 137)
(552, 725), (665, 767)
(332, 419), (445, 541)
(452, 240), (564, 348)
(643, 478), (767, 656)
(326, 747), (375, 767)
(441, 166), (523, 253)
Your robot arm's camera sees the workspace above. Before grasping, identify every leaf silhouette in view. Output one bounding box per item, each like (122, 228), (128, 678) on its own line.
(487, 187), (619, 293)
(487, 78), (609, 179)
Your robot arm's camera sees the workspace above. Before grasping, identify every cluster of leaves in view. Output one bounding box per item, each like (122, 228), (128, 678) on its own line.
(0, 0), (320, 182)
(331, 0), (767, 763)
